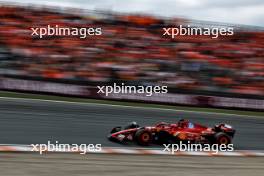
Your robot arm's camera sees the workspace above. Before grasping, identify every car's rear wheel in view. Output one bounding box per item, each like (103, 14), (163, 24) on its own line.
(135, 129), (152, 146)
(214, 132), (231, 145)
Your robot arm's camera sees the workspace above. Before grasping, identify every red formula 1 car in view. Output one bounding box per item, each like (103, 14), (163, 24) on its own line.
(108, 119), (235, 146)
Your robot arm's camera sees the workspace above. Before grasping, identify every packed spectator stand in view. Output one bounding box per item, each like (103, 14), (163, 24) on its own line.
(0, 4), (263, 98)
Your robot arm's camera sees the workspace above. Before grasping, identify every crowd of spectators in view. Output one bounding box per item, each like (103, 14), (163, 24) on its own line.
(0, 5), (263, 96)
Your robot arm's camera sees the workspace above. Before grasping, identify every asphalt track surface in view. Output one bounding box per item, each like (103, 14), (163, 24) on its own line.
(1, 153), (264, 176)
(0, 98), (264, 150)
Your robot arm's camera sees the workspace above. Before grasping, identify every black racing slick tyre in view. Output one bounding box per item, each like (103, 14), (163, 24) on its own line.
(135, 129), (152, 146)
(214, 132), (231, 145)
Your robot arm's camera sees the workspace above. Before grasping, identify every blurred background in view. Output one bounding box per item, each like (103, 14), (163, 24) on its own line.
(0, 1), (263, 109)
(0, 2), (264, 175)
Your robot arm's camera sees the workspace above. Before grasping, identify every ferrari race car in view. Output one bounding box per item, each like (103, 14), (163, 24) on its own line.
(108, 119), (235, 146)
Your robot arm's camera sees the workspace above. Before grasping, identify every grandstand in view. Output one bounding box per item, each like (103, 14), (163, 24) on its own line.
(0, 4), (263, 99)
